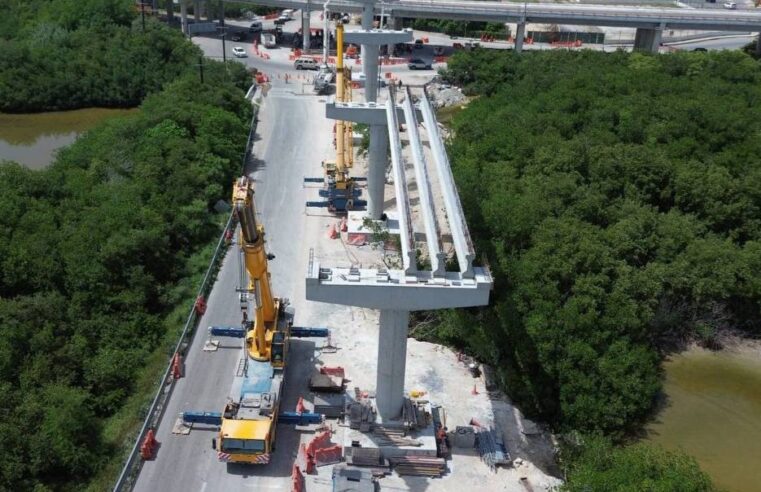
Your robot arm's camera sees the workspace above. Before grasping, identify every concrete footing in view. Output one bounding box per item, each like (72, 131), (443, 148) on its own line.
(343, 410), (437, 460)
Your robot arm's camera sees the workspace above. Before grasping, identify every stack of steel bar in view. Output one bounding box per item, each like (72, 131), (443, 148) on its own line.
(389, 456), (446, 477)
(476, 427), (511, 471)
(372, 426), (422, 447)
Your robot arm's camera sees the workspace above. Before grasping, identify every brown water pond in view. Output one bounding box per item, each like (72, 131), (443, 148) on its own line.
(0, 108), (135, 169)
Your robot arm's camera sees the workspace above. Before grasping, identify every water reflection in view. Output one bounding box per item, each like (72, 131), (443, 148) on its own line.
(647, 347), (761, 492)
(0, 108), (136, 169)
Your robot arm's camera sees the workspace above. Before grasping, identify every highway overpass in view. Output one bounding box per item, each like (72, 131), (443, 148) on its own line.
(225, 0), (761, 52)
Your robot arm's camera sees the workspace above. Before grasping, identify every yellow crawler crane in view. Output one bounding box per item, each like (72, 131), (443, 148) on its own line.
(212, 176), (290, 465)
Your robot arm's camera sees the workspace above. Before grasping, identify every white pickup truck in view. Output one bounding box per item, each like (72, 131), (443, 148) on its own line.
(260, 32), (276, 48)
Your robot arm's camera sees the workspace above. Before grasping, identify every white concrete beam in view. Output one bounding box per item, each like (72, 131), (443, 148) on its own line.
(402, 88), (446, 277)
(386, 89), (417, 275)
(419, 91), (476, 278)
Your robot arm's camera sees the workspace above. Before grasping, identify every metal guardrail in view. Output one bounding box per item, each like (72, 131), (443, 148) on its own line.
(113, 86), (261, 492)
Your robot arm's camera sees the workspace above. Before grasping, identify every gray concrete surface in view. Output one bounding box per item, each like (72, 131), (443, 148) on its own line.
(133, 86), (335, 492)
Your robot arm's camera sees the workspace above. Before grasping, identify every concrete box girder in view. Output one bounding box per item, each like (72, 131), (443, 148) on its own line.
(343, 29), (414, 45)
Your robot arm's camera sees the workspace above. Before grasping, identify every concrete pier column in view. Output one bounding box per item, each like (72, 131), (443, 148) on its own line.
(515, 21), (525, 53)
(364, 45), (380, 102)
(361, 4), (374, 81)
(634, 26), (662, 53)
(194, 0), (200, 21)
(386, 16), (395, 55)
(376, 310), (409, 421)
(180, 0), (188, 35)
(367, 125), (388, 219)
(302, 6), (311, 50)
(166, 0), (174, 21)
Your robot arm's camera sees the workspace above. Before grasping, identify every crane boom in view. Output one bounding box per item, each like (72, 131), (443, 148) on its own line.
(232, 176), (276, 361)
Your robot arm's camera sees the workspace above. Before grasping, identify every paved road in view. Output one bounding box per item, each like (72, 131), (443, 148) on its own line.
(134, 85), (333, 492)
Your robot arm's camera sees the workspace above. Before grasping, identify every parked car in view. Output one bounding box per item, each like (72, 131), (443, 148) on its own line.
(407, 58), (432, 70)
(249, 21), (263, 33)
(414, 39), (424, 49)
(232, 46), (247, 58)
(318, 64), (335, 82)
(693, 47), (708, 52)
(230, 31), (245, 41)
(281, 9), (295, 19)
(294, 57), (319, 70)
(274, 17), (287, 26)
(723, 1), (737, 8)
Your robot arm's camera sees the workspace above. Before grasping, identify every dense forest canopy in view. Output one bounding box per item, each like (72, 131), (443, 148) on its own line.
(0, 0), (199, 112)
(0, 1), (254, 490)
(435, 49), (761, 438)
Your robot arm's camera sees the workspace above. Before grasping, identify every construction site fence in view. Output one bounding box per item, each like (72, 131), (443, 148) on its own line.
(112, 87), (260, 492)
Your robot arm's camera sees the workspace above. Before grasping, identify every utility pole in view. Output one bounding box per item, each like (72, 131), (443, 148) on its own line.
(139, 2), (146, 31)
(222, 32), (227, 62)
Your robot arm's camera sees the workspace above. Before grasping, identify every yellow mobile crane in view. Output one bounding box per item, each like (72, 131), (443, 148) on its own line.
(212, 176), (290, 464)
(305, 21), (366, 212)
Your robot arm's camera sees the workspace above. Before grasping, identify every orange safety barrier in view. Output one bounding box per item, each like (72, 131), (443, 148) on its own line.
(327, 223), (338, 239)
(296, 397), (306, 414)
(172, 353), (183, 379)
(422, 36), (429, 43)
(313, 445), (342, 466)
(291, 464), (305, 492)
(319, 366), (345, 378)
(140, 429), (158, 460)
(194, 296), (206, 315)
(434, 56), (448, 63)
(385, 72), (393, 79)
(306, 430), (332, 456)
